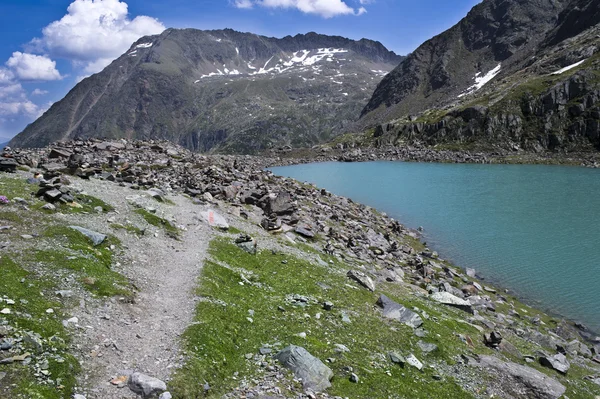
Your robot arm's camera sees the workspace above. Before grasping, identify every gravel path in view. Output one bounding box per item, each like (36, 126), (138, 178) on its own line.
(55, 179), (212, 398)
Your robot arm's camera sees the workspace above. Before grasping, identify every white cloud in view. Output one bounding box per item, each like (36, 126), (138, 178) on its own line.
(0, 69), (15, 84)
(0, 67), (43, 121)
(31, 0), (165, 74)
(234, 0), (254, 8)
(0, 101), (39, 117)
(5, 52), (62, 81)
(31, 88), (49, 96)
(238, 0), (365, 18)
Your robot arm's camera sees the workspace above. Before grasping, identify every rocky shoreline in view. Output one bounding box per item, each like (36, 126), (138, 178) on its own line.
(264, 144), (600, 168)
(1, 138), (600, 398)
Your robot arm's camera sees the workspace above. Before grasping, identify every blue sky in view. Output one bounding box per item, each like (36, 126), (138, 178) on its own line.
(0, 0), (480, 142)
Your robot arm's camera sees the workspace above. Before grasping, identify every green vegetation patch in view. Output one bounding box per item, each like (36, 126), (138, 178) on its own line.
(135, 209), (180, 238)
(37, 226), (132, 298)
(169, 238), (478, 398)
(0, 256), (80, 399)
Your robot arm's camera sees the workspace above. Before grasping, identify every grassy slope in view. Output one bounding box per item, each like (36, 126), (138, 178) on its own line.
(0, 174), (132, 398)
(170, 231), (600, 398)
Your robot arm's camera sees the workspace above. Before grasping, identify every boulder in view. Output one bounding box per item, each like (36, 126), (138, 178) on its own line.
(484, 331), (503, 348)
(376, 294), (423, 328)
(347, 270), (375, 291)
(127, 372), (167, 398)
(406, 354), (423, 370)
(69, 226), (107, 246)
(295, 225), (315, 238)
(262, 192), (295, 215)
(476, 355), (565, 399)
(429, 291), (473, 313)
(539, 353), (570, 374)
(201, 209), (229, 230)
(276, 345), (333, 392)
(235, 234), (257, 255)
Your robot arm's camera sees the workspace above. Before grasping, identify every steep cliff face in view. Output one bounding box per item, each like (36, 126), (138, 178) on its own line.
(359, 0), (600, 152)
(10, 29), (402, 153)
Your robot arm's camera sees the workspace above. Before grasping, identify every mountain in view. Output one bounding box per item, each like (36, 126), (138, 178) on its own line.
(9, 29), (402, 153)
(357, 0), (600, 153)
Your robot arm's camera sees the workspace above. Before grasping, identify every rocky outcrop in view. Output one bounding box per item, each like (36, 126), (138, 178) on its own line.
(376, 294), (423, 328)
(476, 355), (566, 399)
(275, 345), (333, 392)
(371, 68), (600, 152)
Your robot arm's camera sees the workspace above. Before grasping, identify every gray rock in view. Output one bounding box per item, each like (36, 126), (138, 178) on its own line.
(347, 270), (375, 291)
(42, 203), (56, 210)
(158, 393), (172, 399)
(235, 235), (257, 255)
(295, 225), (315, 238)
(147, 188), (166, 202)
(68, 226), (107, 246)
(477, 355), (566, 399)
(323, 301), (334, 311)
(417, 340), (438, 354)
(263, 192), (295, 215)
(276, 345), (333, 392)
(376, 294), (423, 328)
(44, 189), (62, 202)
(406, 354), (423, 370)
(201, 209), (229, 230)
(73, 395), (86, 399)
(350, 373), (359, 383)
(429, 291), (473, 313)
(127, 372), (167, 398)
(388, 352), (406, 366)
(539, 353), (570, 374)
(484, 331), (503, 348)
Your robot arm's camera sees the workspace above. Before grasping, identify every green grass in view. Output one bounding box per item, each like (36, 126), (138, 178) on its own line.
(135, 209), (180, 238)
(36, 226), (132, 298)
(0, 257), (80, 399)
(65, 193), (115, 214)
(0, 176), (38, 200)
(110, 222), (145, 236)
(169, 238), (477, 398)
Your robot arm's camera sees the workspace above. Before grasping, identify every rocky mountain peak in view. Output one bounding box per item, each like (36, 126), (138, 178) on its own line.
(9, 28), (402, 153)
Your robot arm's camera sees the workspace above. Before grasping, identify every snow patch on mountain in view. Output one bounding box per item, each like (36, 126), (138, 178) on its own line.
(551, 59), (586, 75)
(458, 64), (501, 98)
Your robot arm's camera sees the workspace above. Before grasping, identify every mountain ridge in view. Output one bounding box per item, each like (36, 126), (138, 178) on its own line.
(10, 28), (402, 153)
(353, 0), (600, 153)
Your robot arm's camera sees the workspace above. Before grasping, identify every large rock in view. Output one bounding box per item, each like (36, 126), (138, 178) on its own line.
(376, 294), (423, 328)
(262, 192), (295, 215)
(429, 291), (473, 313)
(476, 356), (566, 399)
(69, 226), (107, 246)
(276, 345), (333, 392)
(200, 209), (229, 230)
(347, 270), (375, 291)
(127, 372), (167, 398)
(539, 353), (570, 374)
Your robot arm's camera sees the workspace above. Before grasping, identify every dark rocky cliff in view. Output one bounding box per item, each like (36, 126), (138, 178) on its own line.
(358, 0), (600, 153)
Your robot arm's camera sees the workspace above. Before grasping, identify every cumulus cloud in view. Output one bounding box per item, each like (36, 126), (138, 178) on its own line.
(30, 0), (165, 74)
(235, 0), (365, 18)
(0, 66), (43, 122)
(31, 89), (49, 96)
(6, 52), (62, 81)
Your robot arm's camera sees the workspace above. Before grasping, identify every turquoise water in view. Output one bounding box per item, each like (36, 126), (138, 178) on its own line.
(271, 161), (600, 332)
